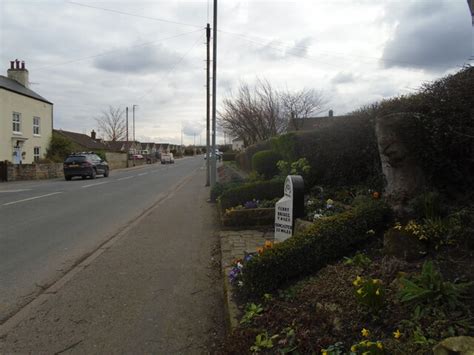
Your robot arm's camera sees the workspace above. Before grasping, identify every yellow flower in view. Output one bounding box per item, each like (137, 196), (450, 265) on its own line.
(321, 351), (328, 355)
(350, 345), (357, 352)
(375, 288), (380, 296)
(326, 199), (334, 205)
(393, 329), (402, 339)
(376, 341), (383, 349)
(361, 328), (370, 337)
(256, 247), (264, 254)
(394, 222), (402, 230)
(357, 288), (363, 295)
(353, 276), (362, 286)
(264, 240), (273, 249)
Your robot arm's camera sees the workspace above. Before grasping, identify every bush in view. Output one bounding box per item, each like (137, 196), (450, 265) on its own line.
(210, 181), (243, 201)
(221, 208), (275, 227)
(240, 200), (392, 297)
(219, 179), (284, 212)
(223, 152), (237, 161)
(236, 140), (272, 172)
(252, 150), (282, 179)
(46, 132), (74, 162)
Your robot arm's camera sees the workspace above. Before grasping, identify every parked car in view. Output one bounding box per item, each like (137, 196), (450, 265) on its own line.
(131, 154), (144, 160)
(161, 153), (175, 164)
(63, 152), (109, 180)
(204, 150), (222, 161)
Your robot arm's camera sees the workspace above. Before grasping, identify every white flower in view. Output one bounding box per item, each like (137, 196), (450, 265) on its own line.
(238, 281), (244, 287)
(313, 213), (323, 220)
(237, 262), (243, 269)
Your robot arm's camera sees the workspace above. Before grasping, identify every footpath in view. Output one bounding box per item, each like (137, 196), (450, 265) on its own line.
(0, 166), (225, 354)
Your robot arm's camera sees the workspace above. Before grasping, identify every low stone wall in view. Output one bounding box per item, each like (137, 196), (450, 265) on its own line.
(7, 163), (64, 181)
(105, 152), (127, 170)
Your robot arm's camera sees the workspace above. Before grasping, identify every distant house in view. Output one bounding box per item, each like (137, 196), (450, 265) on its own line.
(287, 110), (349, 132)
(232, 137), (245, 151)
(106, 141), (141, 155)
(55, 129), (108, 152)
(157, 143), (170, 154)
(0, 60), (53, 164)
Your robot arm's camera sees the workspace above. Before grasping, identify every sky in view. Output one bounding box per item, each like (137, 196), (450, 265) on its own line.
(1, 0), (473, 145)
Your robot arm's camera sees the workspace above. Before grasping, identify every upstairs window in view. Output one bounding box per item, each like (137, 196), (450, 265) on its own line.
(12, 112), (21, 133)
(33, 117), (40, 135)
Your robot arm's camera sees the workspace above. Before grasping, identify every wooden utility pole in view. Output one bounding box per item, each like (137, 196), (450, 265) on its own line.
(210, 0), (218, 190)
(206, 23), (211, 186)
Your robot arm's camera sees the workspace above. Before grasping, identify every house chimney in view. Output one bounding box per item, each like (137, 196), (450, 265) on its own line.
(328, 109), (334, 117)
(7, 59), (29, 88)
(91, 130), (96, 140)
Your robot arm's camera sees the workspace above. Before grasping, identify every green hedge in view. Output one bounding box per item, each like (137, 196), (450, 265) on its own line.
(236, 140), (272, 172)
(240, 200), (392, 297)
(210, 181), (244, 201)
(223, 152), (237, 161)
(221, 208), (275, 227)
(252, 150), (282, 179)
(219, 179), (284, 212)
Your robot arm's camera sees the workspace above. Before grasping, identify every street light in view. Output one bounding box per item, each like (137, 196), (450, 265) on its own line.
(132, 105), (138, 166)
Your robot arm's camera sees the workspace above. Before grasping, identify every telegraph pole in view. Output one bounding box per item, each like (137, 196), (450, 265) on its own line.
(126, 106), (129, 168)
(210, 0), (218, 191)
(206, 23), (211, 186)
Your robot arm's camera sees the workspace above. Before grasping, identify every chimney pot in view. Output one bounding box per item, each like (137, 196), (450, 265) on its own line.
(15, 59), (19, 69)
(328, 109), (334, 117)
(91, 130), (96, 140)
(10, 61), (14, 69)
(21, 61), (25, 70)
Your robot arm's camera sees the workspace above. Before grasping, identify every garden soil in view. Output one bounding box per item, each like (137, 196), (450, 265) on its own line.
(0, 168), (225, 354)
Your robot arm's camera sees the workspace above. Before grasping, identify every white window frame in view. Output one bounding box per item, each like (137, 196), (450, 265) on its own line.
(12, 112), (21, 134)
(33, 147), (40, 162)
(33, 116), (40, 136)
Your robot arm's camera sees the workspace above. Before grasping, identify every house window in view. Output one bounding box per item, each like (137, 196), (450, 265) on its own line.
(34, 147), (40, 162)
(12, 112), (21, 133)
(33, 117), (40, 135)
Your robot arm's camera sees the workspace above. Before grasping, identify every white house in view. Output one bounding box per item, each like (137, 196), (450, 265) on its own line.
(232, 137), (245, 151)
(0, 60), (53, 164)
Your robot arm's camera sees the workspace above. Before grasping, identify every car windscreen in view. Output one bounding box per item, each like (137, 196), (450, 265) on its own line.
(65, 156), (87, 163)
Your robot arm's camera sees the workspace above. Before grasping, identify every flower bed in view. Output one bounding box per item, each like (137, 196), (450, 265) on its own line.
(221, 207), (275, 227)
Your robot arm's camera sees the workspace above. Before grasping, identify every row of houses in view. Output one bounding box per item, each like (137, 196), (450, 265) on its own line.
(0, 60), (180, 165)
(55, 129), (183, 158)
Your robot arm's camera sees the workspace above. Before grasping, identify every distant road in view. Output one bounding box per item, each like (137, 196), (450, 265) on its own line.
(0, 157), (204, 322)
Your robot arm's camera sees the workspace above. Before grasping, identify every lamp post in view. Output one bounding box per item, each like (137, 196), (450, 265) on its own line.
(132, 105), (138, 166)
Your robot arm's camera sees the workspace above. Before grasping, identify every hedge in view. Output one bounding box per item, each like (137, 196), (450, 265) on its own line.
(236, 140), (272, 172)
(221, 208), (275, 227)
(219, 179), (284, 212)
(252, 150), (282, 179)
(240, 200), (393, 297)
(223, 152), (237, 161)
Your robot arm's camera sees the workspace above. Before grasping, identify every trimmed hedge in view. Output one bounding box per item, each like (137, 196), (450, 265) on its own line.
(219, 179), (284, 212)
(240, 200), (392, 297)
(236, 140), (272, 172)
(210, 181), (244, 201)
(252, 150), (282, 179)
(221, 208), (275, 227)
(223, 152), (237, 161)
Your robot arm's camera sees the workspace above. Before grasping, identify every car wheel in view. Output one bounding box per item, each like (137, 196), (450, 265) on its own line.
(82, 176), (87, 180)
(91, 169), (97, 179)
(104, 168), (109, 177)
(65, 175), (72, 181)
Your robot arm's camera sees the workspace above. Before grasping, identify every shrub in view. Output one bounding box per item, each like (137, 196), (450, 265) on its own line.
(210, 181), (243, 201)
(221, 207), (275, 227)
(240, 200), (392, 297)
(235, 140), (272, 172)
(219, 179), (284, 212)
(223, 152), (237, 161)
(46, 132), (74, 162)
(252, 150), (282, 179)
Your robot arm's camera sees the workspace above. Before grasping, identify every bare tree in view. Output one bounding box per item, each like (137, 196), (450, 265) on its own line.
(219, 80), (327, 145)
(95, 106), (126, 141)
(280, 88), (327, 131)
(219, 79), (287, 146)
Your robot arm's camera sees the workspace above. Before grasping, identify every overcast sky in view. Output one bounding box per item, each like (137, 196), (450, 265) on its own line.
(1, 0), (472, 145)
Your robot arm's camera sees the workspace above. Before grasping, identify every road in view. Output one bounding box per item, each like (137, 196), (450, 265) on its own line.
(0, 157), (204, 322)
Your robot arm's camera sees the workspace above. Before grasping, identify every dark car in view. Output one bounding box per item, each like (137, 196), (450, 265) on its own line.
(63, 153), (109, 181)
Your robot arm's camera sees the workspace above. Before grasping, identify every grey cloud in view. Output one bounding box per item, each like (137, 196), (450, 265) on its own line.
(381, 1), (472, 70)
(182, 120), (204, 136)
(331, 71), (356, 84)
(94, 44), (187, 73)
(285, 37), (312, 57)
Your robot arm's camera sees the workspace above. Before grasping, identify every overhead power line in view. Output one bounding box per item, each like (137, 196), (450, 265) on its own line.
(67, 1), (202, 29)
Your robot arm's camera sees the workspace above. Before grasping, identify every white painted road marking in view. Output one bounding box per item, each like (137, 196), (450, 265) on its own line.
(0, 189), (31, 193)
(137, 173), (148, 176)
(81, 181), (110, 188)
(117, 176), (133, 181)
(2, 192), (63, 206)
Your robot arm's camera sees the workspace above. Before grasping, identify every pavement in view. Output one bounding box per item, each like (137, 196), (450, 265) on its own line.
(0, 163), (225, 353)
